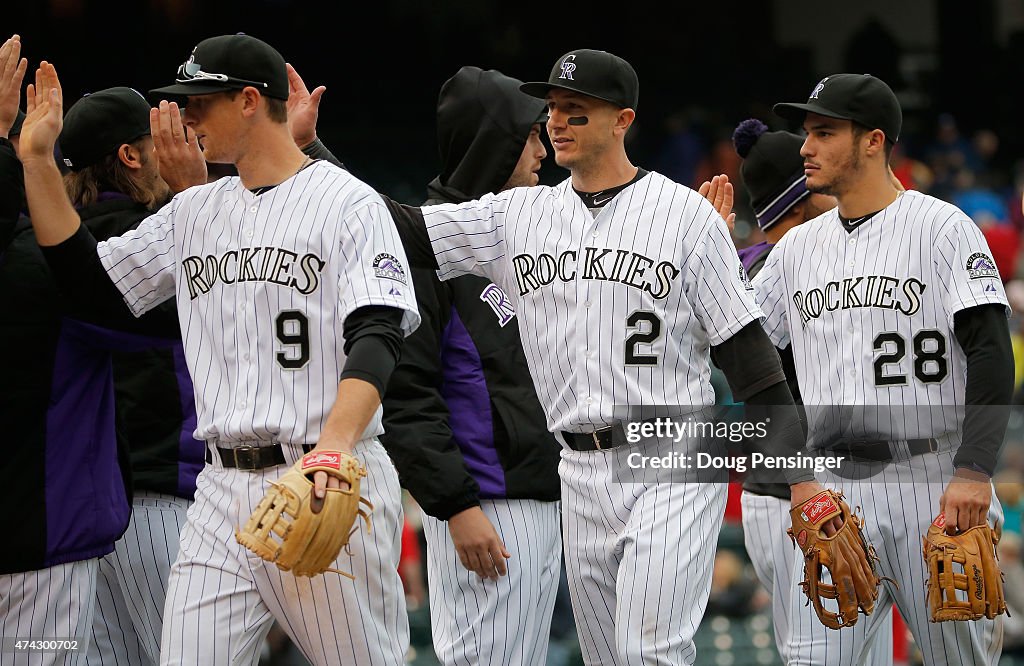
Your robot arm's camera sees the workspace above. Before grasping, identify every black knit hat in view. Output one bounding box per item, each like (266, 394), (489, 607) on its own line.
(59, 87), (152, 171)
(150, 33), (288, 105)
(732, 119), (810, 231)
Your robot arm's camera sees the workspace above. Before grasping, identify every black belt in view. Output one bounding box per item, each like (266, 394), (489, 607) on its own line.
(562, 424), (628, 452)
(831, 438), (938, 462)
(205, 443), (314, 470)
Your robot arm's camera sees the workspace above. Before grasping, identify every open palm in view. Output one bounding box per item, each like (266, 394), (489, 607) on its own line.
(19, 61), (63, 163)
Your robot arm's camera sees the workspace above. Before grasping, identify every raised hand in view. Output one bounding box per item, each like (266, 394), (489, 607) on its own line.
(150, 100), (206, 192)
(0, 35), (27, 138)
(19, 61), (62, 163)
(286, 63), (325, 150)
(698, 174), (737, 232)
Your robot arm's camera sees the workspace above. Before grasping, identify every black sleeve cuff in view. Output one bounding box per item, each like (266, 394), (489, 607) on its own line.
(432, 494), (482, 522)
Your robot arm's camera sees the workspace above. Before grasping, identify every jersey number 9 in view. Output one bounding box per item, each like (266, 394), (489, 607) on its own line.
(276, 311), (310, 369)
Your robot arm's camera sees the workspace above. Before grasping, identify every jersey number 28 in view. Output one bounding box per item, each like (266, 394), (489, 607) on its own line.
(872, 330), (948, 386)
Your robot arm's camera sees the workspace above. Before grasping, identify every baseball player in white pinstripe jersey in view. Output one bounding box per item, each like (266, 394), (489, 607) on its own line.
(391, 49), (825, 666)
(18, 35), (420, 666)
(705, 118), (893, 665)
(755, 74), (1013, 665)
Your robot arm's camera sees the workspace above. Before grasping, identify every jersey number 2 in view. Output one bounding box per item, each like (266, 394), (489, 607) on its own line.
(625, 311), (662, 366)
(276, 311), (310, 369)
(872, 330), (947, 386)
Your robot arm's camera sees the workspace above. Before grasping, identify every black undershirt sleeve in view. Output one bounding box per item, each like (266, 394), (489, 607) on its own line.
(340, 305), (406, 397)
(711, 321), (786, 402)
(301, 139), (345, 170)
(40, 222), (179, 336)
(952, 303), (1013, 476)
(712, 322), (814, 485)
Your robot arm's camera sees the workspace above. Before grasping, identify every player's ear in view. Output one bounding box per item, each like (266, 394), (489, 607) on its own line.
(614, 108), (636, 135)
(863, 129), (886, 159)
(116, 143), (143, 170)
(239, 87), (261, 118)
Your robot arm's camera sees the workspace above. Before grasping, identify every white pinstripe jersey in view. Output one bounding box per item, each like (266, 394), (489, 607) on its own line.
(753, 190), (1008, 444)
(96, 161), (420, 446)
(422, 171), (762, 434)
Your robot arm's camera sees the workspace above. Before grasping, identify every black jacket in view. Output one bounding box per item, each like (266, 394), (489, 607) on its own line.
(0, 139), (196, 573)
(379, 67), (560, 520)
(77, 197), (204, 498)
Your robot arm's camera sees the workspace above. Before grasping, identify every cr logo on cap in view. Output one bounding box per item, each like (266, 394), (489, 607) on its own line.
(809, 77), (828, 100)
(559, 54), (577, 81)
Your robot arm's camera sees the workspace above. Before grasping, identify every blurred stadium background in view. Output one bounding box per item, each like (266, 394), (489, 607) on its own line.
(10, 0), (1024, 663)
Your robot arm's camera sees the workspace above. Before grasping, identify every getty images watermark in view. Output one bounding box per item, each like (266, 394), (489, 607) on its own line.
(622, 415), (846, 474)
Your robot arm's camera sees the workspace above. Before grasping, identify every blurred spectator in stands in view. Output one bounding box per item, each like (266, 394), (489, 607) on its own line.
(949, 168), (1020, 281)
(889, 144), (933, 193)
(999, 531), (1024, 655)
(655, 110), (705, 190)
(693, 131), (742, 195)
(995, 469), (1023, 537)
(705, 550), (763, 617)
(926, 113), (981, 200)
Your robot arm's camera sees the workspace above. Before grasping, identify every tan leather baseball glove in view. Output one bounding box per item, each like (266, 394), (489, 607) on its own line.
(789, 489), (886, 629)
(923, 514), (1007, 622)
(236, 450), (372, 578)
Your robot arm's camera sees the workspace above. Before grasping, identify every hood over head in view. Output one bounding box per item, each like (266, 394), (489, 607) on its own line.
(427, 66), (547, 204)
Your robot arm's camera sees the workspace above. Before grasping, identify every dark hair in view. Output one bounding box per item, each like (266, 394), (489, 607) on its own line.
(63, 137), (162, 209)
(853, 122), (894, 162)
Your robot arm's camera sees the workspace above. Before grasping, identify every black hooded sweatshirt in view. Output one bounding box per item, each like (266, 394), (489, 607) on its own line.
(377, 67), (561, 520)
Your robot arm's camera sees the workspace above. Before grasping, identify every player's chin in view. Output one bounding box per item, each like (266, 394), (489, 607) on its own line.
(552, 151), (575, 169)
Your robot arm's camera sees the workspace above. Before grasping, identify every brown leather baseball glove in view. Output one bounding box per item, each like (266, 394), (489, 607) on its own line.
(236, 450), (372, 578)
(789, 489), (886, 629)
(923, 513), (1007, 622)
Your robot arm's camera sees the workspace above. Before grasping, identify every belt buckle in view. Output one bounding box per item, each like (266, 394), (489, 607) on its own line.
(233, 445), (257, 471)
(927, 437), (938, 453)
(592, 425), (614, 451)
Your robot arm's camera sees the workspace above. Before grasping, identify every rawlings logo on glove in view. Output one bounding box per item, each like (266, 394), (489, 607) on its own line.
(236, 450), (372, 578)
(789, 489), (890, 630)
(923, 514), (1007, 622)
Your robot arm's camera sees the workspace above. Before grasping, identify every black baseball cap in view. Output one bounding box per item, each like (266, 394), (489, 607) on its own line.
(59, 87), (152, 171)
(773, 73), (901, 144)
(520, 49), (639, 110)
(149, 33), (288, 104)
